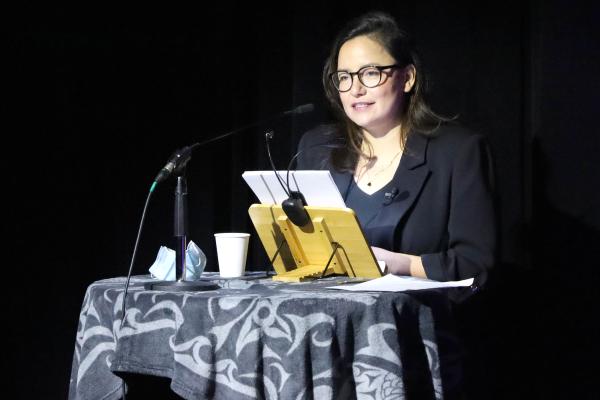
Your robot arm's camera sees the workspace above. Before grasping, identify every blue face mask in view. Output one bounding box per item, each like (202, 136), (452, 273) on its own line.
(148, 241), (207, 281)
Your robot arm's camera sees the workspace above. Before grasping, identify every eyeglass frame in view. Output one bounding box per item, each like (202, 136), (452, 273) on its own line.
(329, 64), (401, 92)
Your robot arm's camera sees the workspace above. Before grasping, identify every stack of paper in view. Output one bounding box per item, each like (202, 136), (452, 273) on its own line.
(327, 274), (474, 292)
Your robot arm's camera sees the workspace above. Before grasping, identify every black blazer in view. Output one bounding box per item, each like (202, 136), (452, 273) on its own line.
(296, 124), (497, 289)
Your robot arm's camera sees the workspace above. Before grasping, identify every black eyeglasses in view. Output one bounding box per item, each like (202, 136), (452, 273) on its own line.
(330, 64), (399, 92)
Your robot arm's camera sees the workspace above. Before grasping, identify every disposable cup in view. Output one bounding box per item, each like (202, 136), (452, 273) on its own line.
(214, 233), (250, 278)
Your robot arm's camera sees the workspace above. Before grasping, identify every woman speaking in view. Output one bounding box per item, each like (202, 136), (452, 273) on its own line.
(297, 11), (497, 293)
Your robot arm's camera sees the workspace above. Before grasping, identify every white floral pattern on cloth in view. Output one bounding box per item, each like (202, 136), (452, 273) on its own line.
(69, 276), (447, 400)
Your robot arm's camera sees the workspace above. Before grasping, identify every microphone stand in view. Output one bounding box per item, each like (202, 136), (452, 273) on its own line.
(143, 103), (315, 292)
(145, 172), (218, 291)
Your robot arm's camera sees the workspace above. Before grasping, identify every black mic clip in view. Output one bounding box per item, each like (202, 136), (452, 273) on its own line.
(154, 146), (193, 184)
(383, 188), (399, 206)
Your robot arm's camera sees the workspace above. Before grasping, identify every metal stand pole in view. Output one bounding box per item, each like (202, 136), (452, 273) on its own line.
(145, 173), (218, 292)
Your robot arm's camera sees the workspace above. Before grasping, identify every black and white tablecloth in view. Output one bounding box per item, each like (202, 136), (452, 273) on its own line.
(69, 274), (460, 400)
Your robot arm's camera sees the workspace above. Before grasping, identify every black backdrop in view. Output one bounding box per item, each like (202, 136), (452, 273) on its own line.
(6, 1), (599, 398)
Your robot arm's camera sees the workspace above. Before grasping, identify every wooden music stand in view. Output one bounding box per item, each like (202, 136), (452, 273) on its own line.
(248, 204), (383, 282)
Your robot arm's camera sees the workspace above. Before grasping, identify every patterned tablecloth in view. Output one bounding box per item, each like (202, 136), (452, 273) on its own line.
(69, 273), (460, 400)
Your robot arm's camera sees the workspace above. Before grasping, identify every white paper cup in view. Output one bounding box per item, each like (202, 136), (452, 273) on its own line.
(214, 233), (250, 278)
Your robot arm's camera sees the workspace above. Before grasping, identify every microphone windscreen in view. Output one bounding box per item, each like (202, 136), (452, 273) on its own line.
(291, 103), (314, 115)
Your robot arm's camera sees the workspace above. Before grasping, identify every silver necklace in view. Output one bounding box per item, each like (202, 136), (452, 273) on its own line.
(359, 150), (402, 186)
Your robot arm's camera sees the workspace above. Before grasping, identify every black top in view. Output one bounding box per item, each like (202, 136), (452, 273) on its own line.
(345, 169), (400, 246)
(296, 123), (497, 296)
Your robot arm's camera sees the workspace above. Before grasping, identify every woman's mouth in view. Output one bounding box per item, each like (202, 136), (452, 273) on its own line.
(352, 102), (374, 110)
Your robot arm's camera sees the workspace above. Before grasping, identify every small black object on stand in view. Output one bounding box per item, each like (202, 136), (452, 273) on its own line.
(145, 173), (218, 292)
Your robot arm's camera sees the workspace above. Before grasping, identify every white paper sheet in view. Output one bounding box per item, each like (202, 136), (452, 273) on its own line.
(327, 274), (474, 292)
(242, 170), (346, 208)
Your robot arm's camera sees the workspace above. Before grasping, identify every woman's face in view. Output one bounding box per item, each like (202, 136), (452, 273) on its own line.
(337, 35), (411, 136)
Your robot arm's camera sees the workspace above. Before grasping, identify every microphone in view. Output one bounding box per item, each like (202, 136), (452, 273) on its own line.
(283, 103), (314, 116)
(264, 132), (344, 227)
(152, 103), (314, 187)
(264, 130), (311, 227)
(383, 188), (399, 205)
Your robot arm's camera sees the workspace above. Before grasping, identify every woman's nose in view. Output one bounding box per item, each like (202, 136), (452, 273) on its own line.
(350, 75), (366, 96)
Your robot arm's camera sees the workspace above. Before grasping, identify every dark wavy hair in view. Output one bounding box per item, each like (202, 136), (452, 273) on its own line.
(323, 11), (448, 171)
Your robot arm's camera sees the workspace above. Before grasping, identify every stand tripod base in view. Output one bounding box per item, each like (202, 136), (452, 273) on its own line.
(144, 280), (219, 292)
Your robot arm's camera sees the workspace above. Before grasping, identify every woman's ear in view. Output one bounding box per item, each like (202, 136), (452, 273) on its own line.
(403, 64), (416, 93)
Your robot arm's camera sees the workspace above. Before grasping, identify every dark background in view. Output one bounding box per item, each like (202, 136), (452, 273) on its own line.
(6, 0), (599, 398)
